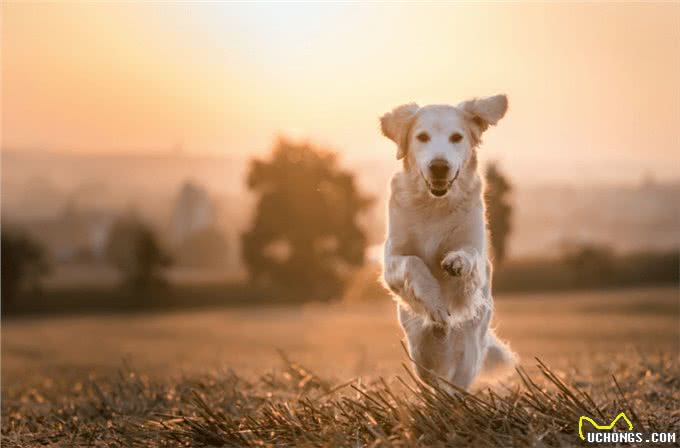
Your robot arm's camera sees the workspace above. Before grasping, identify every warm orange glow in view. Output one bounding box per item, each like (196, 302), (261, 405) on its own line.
(2, 3), (679, 182)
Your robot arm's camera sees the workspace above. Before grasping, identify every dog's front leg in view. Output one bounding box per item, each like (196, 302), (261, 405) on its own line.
(384, 253), (448, 325)
(440, 248), (488, 300)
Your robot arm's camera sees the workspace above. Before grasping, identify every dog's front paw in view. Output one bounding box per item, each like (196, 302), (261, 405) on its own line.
(441, 251), (474, 277)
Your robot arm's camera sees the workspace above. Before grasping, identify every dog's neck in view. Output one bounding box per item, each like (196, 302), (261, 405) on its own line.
(392, 154), (483, 214)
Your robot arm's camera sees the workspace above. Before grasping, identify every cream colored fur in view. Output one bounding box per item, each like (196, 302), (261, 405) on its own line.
(380, 95), (516, 390)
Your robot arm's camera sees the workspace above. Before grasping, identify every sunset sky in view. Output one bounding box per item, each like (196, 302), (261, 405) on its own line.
(2, 2), (679, 184)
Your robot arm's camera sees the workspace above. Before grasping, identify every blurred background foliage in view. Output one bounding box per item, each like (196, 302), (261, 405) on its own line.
(106, 213), (172, 291)
(1, 138), (678, 315)
(242, 139), (372, 301)
(1, 230), (50, 311)
(485, 161), (512, 266)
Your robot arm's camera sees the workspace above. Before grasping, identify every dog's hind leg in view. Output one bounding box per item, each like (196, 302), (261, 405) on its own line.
(399, 303), (488, 391)
(481, 330), (516, 375)
(398, 303), (457, 387)
(445, 309), (492, 390)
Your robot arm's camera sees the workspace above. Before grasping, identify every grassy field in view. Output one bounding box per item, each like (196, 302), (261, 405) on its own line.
(2, 286), (679, 446)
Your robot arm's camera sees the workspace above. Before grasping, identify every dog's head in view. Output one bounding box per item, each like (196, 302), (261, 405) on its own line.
(380, 95), (508, 198)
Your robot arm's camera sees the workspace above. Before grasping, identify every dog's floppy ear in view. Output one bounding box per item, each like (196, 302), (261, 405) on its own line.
(459, 94), (508, 134)
(380, 103), (419, 160)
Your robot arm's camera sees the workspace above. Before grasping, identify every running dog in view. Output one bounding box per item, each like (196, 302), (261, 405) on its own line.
(380, 95), (515, 390)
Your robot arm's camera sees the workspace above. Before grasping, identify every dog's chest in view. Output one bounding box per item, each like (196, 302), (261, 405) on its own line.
(388, 178), (486, 271)
(400, 209), (470, 268)
(410, 218), (452, 262)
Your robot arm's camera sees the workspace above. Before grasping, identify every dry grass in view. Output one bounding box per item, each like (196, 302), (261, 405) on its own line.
(3, 350), (678, 447)
(3, 287), (678, 446)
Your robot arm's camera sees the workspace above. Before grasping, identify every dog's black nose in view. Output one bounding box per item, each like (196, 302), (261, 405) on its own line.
(429, 159), (450, 179)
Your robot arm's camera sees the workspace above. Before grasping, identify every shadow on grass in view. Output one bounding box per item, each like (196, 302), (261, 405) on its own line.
(2, 282), (290, 320)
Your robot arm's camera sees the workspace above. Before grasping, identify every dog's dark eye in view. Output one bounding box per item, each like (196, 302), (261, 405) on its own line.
(449, 133), (463, 143)
(416, 132), (430, 143)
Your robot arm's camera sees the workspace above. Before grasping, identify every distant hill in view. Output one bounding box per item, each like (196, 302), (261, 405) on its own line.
(1, 149), (247, 221)
(512, 183), (680, 257)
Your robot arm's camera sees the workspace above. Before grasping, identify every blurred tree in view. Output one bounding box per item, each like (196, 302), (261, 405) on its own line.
(171, 180), (228, 268)
(1, 230), (49, 309)
(485, 162), (513, 265)
(242, 138), (373, 300)
(106, 214), (171, 290)
(172, 181), (215, 244)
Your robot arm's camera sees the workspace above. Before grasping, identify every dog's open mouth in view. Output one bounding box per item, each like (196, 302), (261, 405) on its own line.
(424, 169), (459, 198)
(429, 187), (448, 197)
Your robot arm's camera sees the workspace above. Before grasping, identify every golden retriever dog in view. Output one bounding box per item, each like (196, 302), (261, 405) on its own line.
(380, 95), (515, 390)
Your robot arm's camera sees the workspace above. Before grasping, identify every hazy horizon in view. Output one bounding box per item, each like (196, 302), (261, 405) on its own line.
(2, 145), (679, 188)
(3, 148), (678, 261)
